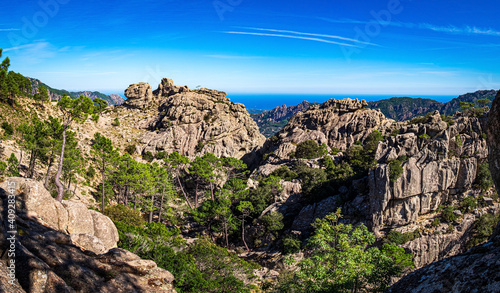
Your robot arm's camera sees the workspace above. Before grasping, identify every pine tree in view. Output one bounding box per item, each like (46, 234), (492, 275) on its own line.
(54, 94), (95, 202)
(91, 132), (115, 212)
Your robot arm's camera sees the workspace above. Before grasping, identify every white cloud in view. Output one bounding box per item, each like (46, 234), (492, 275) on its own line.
(224, 31), (361, 47)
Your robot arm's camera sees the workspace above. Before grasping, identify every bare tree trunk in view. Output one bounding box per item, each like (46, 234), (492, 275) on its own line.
(242, 218), (249, 251)
(177, 176), (193, 209)
(55, 129), (67, 202)
(149, 192), (155, 223)
(158, 182), (166, 223)
(101, 155), (105, 213)
(210, 181), (214, 201)
(124, 185), (129, 206)
(44, 154), (54, 189)
(27, 149), (37, 178)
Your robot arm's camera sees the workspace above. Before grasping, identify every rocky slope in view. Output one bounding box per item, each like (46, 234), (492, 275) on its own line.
(387, 89), (500, 293)
(254, 99), (497, 270)
(0, 178), (176, 292)
(258, 98), (393, 163)
(251, 101), (311, 137)
(123, 78), (266, 159)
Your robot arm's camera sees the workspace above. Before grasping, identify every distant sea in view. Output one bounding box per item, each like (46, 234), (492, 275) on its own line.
(227, 94), (458, 111)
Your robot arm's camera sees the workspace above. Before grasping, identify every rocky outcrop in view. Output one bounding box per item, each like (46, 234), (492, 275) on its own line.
(369, 111), (488, 232)
(0, 178), (118, 254)
(124, 82), (155, 109)
(0, 178), (176, 292)
(137, 79), (265, 159)
(387, 90), (500, 292)
(262, 98), (393, 161)
(387, 238), (500, 293)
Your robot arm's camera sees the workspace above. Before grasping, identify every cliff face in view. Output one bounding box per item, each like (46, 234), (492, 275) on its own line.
(124, 78), (266, 160)
(387, 90), (500, 292)
(0, 178), (176, 293)
(369, 111), (488, 231)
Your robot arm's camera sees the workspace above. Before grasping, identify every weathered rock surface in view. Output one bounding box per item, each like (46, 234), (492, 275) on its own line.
(0, 178), (176, 293)
(369, 111), (488, 232)
(124, 82), (154, 109)
(137, 79), (265, 159)
(0, 178), (118, 254)
(261, 98), (393, 161)
(387, 90), (500, 292)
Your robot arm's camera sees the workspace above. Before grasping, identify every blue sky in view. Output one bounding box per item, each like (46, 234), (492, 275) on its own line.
(1, 0), (500, 97)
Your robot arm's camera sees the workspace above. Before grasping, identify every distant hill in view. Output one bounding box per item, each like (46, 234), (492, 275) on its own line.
(28, 78), (124, 106)
(367, 90), (496, 121)
(250, 90), (497, 136)
(250, 100), (312, 137)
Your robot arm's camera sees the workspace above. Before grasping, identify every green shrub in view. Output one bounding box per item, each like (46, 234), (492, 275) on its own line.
(384, 230), (404, 245)
(431, 218), (441, 227)
(476, 161), (493, 192)
(468, 212), (500, 248)
(142, 151), (154, 162)
(295, 140), (325, 159)
(7, 153), (19, 177)
(86, 165), (96, 179)
(111, 117), (120, 126)
(125, 144), (136, 155)
(460, 196), (477, 213)
(271, 165), (298, 181)
(456, 134), (463, 146)
(441, 206), (458, 223)
(419, 133), (431, 140)
(441, 115), (455, 126)
(195, 141), (204, 152)
(261, 211), (284, 236)
(1, 122), (14, 136)
(282, 235), (301, 254)
(105, 204), (145, 227)
(388, 159), (403, 183)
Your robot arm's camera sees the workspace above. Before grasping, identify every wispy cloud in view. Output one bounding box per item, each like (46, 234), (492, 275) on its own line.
(0, 28), (19, 32)
(224, 31), (362, 48)
(419, 24), (500, 36)
(237, 27), (378, 46)
(317, 17), (500, 37)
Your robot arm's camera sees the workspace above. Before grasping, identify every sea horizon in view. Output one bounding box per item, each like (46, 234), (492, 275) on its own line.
(225, 93), (458, 111)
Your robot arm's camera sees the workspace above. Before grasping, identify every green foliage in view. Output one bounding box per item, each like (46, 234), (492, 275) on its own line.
(459, 101), (474, 112)
(455, 134), (463, 146)
(469, 213), (500, 246)
(0, 161), (7, 178)
(460, 196), (477, 213)
(111, 117), (120, 126)
(7, 153), (19, 177)
(383, 229), (421, 245)
(270, 165), (298, 181)
(125, 144), (136, 155)
(388, 159), (403, 183)
(1, 122), (13, 136)
(282, 235), (301, 255)
(195, 141), (204, 152)
(261, 211), (284, 236)
(105, 204), (145, 227)
(419, 133), (431, 140)
(295, 139), (325, 159)
(441, 206), (458, 223)
(116, 218), (257, 293)
(476, 161), (493, 192)
(440, 114), (455, 126)
(277, 209), (413, 292)
(142, 151), (154, 162)
(431, 218), (441, 227)
(477, 98), (491, 108)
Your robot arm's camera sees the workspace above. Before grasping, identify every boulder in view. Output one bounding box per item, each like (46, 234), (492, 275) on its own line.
(124, 82), (154, 109)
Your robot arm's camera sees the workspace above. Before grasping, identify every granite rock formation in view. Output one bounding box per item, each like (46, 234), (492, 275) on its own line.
(129, 78), (266, 159)
(369, 111), (488, 233)
(0, 178), (176, 293)
(0, 178), (118, 254)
